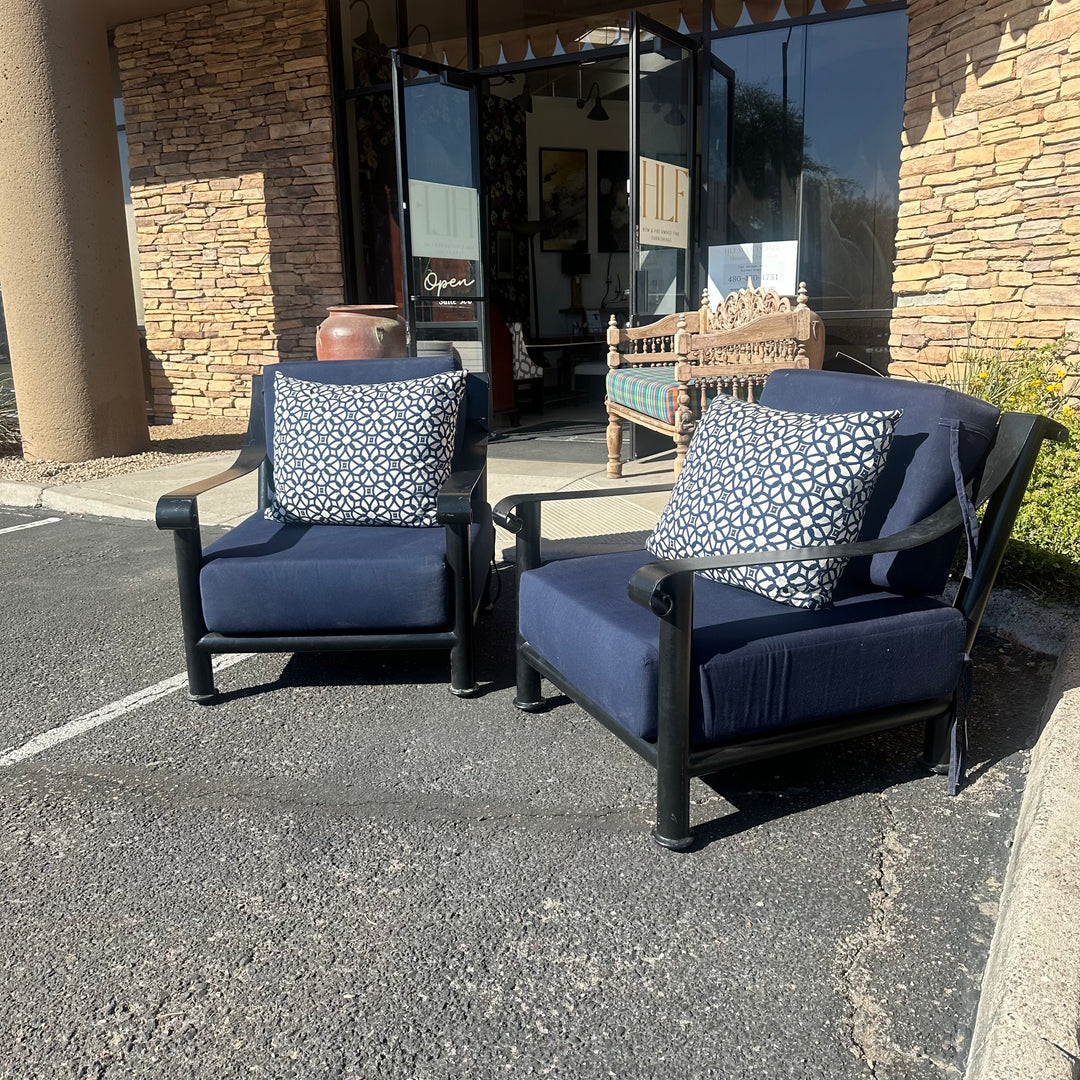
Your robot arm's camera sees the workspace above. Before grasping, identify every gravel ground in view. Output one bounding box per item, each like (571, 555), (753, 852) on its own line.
(0, 417), (246, 485)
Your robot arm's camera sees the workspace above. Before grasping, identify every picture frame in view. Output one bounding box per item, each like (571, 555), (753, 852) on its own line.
(495, 229), (514, 280)
(539, 147), (588, 253)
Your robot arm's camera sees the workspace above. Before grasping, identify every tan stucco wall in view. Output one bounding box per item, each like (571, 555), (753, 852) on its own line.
(0, 0), (149, 460)
(114, 0), (345, 421)
(890, 0), (1080, 376)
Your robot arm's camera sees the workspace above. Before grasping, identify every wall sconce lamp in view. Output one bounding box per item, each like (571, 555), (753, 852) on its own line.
(351, 0), (384, 56)
(577, 82), (609, 122)
(407, 22), (434, 60)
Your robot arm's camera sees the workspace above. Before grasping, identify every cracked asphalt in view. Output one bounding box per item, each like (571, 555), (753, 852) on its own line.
(0, 507), (1056, 1079)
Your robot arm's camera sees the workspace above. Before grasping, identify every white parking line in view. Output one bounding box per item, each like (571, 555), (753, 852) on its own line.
(0, 517), (62, 536)
(0, 653), (256, 768)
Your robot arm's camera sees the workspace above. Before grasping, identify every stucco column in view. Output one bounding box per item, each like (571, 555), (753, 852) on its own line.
(0, 0), (148, 461)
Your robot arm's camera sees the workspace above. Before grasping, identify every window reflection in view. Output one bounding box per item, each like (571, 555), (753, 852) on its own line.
(800, 13), (904, 314)
(348, 93), (399, 304)
(476, 2), (701, 67)
(713, 11), (905, 321)
(714, 28), (805, 249)
(405, 0), (469, 67)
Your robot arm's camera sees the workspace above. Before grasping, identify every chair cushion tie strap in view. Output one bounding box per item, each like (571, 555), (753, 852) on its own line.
(946, 653), (973, 796)
(948, 417), (980, 580)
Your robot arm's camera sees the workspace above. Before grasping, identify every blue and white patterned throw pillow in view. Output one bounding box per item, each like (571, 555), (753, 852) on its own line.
(646, 394), (900, 609)
(266, 369), (466, 527)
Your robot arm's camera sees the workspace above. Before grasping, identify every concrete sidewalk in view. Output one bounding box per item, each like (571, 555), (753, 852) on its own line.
(0, 443), (674, 538)
(1, 444), (1078, 1078)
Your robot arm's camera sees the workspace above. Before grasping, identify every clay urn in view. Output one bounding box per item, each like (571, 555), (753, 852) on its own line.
(315, 304), (407, 360)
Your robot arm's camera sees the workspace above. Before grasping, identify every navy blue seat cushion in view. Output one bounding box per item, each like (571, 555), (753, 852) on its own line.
(759, 370), (999, 596)
(200, 504), (494, 635)
(519, 549), (967, 746)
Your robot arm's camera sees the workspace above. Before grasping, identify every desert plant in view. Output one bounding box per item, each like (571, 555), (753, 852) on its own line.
(0, 384), (19, 455)
(942, 333), (1079, 600)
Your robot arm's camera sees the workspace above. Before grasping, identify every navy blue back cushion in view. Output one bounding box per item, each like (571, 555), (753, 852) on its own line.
(263, 356), (457, 462)
(759, 370), (999, 596)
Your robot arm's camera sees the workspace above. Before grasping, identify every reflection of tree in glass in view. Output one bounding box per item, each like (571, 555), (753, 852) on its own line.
(729, 83), (811, 242)
(728, 82), (896, 310)
(810, 176), (897, 310)
(353, 90), (398, 303)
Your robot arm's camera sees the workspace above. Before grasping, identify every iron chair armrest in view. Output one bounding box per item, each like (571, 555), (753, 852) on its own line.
(155, 441), (266, 532)
(492, 483), (674, 533)
(627, 500), (968, 617)
(629, 411), (1068, 625)
(438, 423), (489, 524)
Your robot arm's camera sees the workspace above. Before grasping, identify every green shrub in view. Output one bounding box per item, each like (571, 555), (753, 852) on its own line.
(940, 334), (1080, 601)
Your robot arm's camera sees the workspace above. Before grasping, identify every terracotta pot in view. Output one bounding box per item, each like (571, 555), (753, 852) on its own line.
(315, 304), (407, 360)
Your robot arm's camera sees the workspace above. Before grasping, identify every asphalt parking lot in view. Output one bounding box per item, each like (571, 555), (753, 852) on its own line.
(0, 508), (1057, 1079)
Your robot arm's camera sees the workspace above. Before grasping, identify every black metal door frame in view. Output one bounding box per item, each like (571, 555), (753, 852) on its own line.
(391, 50), (490, 373)
(629, 11), (699, 325)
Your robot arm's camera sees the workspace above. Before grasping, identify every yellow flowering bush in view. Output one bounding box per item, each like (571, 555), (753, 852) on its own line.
(943, 333), (1080, 599)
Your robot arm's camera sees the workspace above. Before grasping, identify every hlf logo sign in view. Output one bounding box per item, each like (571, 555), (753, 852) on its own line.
(639, 156), (689, 249)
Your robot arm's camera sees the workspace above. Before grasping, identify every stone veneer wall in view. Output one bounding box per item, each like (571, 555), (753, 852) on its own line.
(890, 0), (1080, 377)
(114, 0), (344, 420)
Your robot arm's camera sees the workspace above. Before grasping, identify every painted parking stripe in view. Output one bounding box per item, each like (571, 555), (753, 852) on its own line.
(0, 517), (62, 536)
(0, 653), (256, 768)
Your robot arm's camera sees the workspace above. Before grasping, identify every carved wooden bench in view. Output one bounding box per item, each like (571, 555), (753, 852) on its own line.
(605, 281), (825, 478)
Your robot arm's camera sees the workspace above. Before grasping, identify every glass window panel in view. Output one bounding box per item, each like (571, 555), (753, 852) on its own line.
(347, 92), (400, 304)
(711, 11), (904, 318)
(402, 77), (477, 189)
(636, 26), (695, 316)
(799, 11), (905, 314)
(702, 58), (732, 251)
(712, 27), (805, 248)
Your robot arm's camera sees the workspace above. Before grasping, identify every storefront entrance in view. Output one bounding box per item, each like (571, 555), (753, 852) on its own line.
(336, 1), (907, 430)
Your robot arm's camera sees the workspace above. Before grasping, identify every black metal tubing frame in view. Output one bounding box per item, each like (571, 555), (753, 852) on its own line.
(494, 411), (1069, 849)
(156, 374), (491, 701)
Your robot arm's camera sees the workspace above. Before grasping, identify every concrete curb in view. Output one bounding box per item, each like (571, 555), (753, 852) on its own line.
(966, 630), (1080, 1080)
(0, 480), (43, 507)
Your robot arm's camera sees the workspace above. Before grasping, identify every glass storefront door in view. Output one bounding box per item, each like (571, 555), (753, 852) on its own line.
(629, 12), (697, 323)
(392, 52), (490, 374)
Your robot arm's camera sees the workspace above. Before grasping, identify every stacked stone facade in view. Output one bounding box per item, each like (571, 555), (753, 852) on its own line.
(890, 0), (1080, 377)
(115, 0), (344, 421)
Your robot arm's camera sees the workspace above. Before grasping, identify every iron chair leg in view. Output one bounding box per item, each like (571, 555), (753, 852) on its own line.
(185, 644), (216, 704)
(922, 708), (955, 775)
(514, 637), (543, 711)
(512, 501), (544, 710)
(449, 639), (476, 697)
(653, 573), (694, 850)
(172, 530), (216, 703)
(447, 523), (478, 697)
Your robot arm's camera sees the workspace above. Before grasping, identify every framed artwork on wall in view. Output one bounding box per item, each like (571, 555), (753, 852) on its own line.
(597, 150), (630, 253)
(539, 147), (588, 252)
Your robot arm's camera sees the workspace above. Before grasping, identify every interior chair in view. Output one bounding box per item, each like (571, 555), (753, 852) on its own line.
(510, 320), (546, 414)
(495, 369), (1068, 850)
(157, 356), (495, 700)
(604, 281), (825, 479)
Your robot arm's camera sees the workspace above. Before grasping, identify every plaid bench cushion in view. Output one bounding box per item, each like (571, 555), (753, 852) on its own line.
(606, 367), (680, 426)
